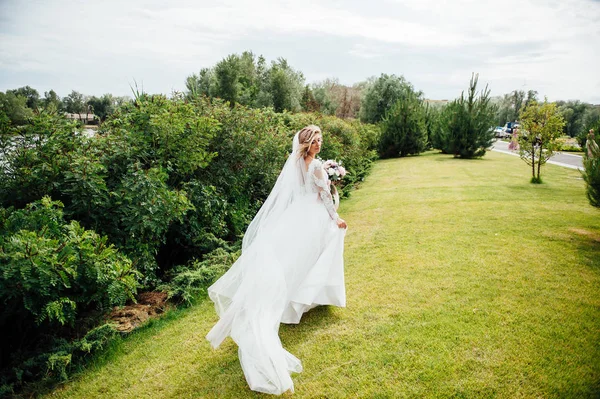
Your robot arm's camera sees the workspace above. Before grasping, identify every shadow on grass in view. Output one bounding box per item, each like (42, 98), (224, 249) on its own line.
(569, 228), (600, 269)
(281, 305), (341, 336)
(543, 227), (600, 271)
(433, 155), (491, 162)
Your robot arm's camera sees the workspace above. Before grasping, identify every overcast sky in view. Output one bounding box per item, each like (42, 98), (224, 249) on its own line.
(1, 0), (599, 103)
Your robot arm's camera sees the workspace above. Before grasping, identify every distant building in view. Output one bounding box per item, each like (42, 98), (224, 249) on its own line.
(65, 113), (98, 124)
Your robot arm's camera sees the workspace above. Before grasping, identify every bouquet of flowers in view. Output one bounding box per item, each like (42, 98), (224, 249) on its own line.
(322, 159), (347, 182)
(322, 159), (347, 209)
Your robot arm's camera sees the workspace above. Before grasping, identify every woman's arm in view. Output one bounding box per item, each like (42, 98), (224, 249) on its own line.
(313, 164), (346, 228)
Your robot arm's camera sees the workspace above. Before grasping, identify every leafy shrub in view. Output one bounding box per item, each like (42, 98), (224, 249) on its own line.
(0, 109), (82, 209)
(0, 197), (138, 326)
(1, 95), (377, 288)
(0, 323), (119, 394)
(161, 246), (241, 305)
(100, 163), (193, 285)
(193, 98), (290, 237)
(556, 136), (582, 152)
(102, 92), (218, 185)
(0, 197), (138, 392)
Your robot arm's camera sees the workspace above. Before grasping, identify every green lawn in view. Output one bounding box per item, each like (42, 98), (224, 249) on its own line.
(46, 151), (600, 398)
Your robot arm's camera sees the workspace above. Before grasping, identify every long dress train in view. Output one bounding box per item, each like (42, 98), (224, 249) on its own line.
(206, 158), (346, 395)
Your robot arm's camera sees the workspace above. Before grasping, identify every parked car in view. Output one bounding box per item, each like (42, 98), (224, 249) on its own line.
(498, 122), (521, 139)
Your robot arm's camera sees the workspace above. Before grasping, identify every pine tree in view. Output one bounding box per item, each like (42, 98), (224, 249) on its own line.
(440, 74), (496, 158)
(378, 91), (428, 158)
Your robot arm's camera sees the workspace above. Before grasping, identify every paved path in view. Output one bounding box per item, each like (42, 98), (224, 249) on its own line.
(491, 140), (583, 170)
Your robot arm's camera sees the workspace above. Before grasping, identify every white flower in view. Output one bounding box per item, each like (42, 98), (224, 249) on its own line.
(327, 168), (335, 176)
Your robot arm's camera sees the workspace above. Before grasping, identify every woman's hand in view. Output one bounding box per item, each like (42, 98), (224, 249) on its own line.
(336, 217), (347, 229)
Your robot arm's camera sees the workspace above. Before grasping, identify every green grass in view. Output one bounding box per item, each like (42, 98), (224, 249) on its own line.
(44, 151), (600, 398)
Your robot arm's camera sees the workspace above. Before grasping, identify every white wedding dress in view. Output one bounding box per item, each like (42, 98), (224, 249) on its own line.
(206, 132), (346, 395)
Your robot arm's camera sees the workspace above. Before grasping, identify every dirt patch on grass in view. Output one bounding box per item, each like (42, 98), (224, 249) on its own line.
(569, 228), (600, 243)
(108, 291), (170, 332)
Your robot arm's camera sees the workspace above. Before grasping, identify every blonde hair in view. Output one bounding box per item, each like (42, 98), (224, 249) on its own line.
(296, 125), (322, 158)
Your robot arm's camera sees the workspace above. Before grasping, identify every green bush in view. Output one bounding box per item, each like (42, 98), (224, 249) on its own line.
(161, 246), (241, 305)
(0, 109), (81, 208)
(193, 99), (290, 237)
(0, 323), (119, 395)
(0, 197), (138, 326)
(0, 197), (138, 391)
(1, 96), (377, 288)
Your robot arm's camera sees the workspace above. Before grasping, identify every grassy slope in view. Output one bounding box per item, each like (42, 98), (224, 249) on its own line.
(46, 151), (600, 398)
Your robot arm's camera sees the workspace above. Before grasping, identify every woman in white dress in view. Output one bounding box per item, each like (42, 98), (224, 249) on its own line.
(206, 125), (348, 395)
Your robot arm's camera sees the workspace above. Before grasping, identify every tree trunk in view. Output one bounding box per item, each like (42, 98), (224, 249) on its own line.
(537, 144), (542, 180)
(531, 143), (535, 179)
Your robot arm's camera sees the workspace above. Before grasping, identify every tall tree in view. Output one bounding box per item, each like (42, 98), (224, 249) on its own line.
(493, 89), (536, 126)
(268, 58), (304, 113)
(185, 52), (304, 112)
(42, 90), (62, 111)
(8, 86), (40, 109)
(360, 74), (417, 124)
(0, 91), (34, 125)
(557, 100), (592, 138)
(62, 90), (86, 114)
(186, 67), (216, 100)
(87, 94), (115, 122)
(301, 85), (320, 112)
(311, 79), (362, 119)
(237, 51), (259, 106)
(214, 55), (241, 107)
(312, 79), (340, 115)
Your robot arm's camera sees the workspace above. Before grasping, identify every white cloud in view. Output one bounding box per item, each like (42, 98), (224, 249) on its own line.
(0, 0), (599, 102)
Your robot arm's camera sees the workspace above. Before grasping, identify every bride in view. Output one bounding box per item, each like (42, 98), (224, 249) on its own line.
(206, 125), (348, 395)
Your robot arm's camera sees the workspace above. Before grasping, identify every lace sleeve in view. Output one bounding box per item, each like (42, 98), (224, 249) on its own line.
(311, 162), (339, 221)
